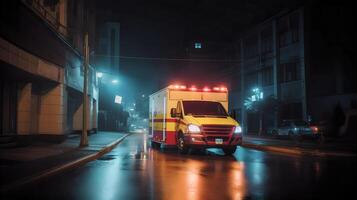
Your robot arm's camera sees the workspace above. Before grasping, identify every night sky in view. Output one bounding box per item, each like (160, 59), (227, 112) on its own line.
(95, 0), (306, 102)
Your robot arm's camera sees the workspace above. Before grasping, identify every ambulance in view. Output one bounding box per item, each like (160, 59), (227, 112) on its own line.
(149, 84), (242, 155)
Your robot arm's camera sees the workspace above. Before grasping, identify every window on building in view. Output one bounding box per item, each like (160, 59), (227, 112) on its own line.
(110, 29), (115, 70)
(245, 72), (258, 89)
(244, 36), (258, 59)
(194, 42), (202, 49)
(290, 13), (300, 43)
(279, 62), (300, 83)
(262, 67), (273, 86)
(278, 13), (300, 47)
(278, 17), (289, 47)
(261, 27), (273, 54)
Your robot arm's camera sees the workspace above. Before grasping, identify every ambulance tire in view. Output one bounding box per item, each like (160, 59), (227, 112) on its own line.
(177, 134), (189, 154)
(151, 141), (161, 149)
(223, 146), (237, 155)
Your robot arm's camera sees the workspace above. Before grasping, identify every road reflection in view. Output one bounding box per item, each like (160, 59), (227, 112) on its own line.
(12, 133), (357, 200)
(143, 139), (247, 200)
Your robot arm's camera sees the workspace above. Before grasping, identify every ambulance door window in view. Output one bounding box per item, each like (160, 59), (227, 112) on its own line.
(176, 101), (183, 118)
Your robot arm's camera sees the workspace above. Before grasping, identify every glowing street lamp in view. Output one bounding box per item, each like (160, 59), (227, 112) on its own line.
(251, 87), (263, 102)
(112, 79), (118, 84)
(96, 72), (103, 78)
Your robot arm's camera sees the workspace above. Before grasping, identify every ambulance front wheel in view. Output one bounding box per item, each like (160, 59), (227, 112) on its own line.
(151, 140), (161, 149)
(222, 146), (237, 155)
(177, 134), (189, 154)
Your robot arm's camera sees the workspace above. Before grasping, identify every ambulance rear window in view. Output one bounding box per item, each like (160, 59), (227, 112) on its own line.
(182, 101), (228, 117)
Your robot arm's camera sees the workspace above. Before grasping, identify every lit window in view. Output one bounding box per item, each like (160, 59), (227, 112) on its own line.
(194, 42), (202, 49)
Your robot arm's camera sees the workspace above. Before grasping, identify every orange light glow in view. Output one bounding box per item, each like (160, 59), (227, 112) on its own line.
(213, 87), (220, 91)
(203, 87), (211, 92)
(169, 84), (187, 90)
(189, 86), (197, 91)
(220, 87), (228, 92)
(310, 126), (319, 133)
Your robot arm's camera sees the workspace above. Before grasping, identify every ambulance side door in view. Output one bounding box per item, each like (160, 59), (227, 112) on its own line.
(176, 101), (184, 133)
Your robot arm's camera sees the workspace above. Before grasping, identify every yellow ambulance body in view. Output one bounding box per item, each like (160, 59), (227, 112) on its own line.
(149, 85), (242, 155)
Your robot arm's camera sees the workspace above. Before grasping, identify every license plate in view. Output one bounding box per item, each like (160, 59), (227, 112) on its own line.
(215, 138), (223, 144)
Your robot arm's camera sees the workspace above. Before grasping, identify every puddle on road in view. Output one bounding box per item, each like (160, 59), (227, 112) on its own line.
(97, 155), (117, 161)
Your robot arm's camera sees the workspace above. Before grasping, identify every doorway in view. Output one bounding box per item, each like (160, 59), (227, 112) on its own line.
(0, 80), (17, 135)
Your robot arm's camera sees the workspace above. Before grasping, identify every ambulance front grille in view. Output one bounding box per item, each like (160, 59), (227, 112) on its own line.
(201, 125), (234, 135)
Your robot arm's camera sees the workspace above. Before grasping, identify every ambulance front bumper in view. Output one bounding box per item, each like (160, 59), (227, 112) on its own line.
(184, 134), (242, 148)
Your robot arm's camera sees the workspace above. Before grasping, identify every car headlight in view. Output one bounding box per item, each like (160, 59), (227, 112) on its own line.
(234, 126), (242, 134)
(188, 124), (201, 134)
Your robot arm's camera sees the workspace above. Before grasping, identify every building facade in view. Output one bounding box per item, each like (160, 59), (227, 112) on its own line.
(0, 0), (98, 140)
(94, 22), (120, 75)
(93, 22), (121, 131)
(230, 5), (357, 135)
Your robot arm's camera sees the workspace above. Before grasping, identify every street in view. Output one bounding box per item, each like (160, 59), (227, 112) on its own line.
(5, 133), (357, 200)
(1, 1), (356, 200)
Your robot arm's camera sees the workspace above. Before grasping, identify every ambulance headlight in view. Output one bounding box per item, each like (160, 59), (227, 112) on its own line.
(234, 126), (242, 134)
(188, 124), (201, 134)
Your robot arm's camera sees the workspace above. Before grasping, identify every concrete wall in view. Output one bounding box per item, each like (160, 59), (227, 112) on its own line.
(17, 83), (32, 135)
(73, 95), (97, 131)
(38, 84), (66, 135)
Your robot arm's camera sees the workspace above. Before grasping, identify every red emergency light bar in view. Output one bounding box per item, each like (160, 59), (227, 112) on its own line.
(213, 87), (228, 92)
(169, 85), (227, 92)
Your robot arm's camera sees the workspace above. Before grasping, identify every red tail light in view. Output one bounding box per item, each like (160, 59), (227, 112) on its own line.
(310, 126), (319, 134)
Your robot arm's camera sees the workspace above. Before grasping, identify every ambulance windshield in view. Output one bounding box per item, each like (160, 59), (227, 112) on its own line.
(182, 101), (228, 117)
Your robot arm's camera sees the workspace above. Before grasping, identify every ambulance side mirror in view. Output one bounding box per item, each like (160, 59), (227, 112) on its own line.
(170, 108), (177, 118)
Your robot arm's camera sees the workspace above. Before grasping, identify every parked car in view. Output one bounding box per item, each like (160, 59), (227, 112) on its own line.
(309, 121), (326, 135)
(272, 120), (321, 141)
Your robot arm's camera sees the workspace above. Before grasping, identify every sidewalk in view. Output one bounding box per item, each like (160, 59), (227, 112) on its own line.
(0, 131), (128, 193)
(242, 135), (357, 157)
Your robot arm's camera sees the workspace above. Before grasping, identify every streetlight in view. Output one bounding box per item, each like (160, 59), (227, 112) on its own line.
(96, 72), (103, 78)
(112, 79), (118, 84)
(244, 87), (265, 136)
(251, 87), (263, 101)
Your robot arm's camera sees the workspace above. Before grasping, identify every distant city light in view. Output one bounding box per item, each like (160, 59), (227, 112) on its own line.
(96, 72), (103, 78)
(112, 79), (118, 84)
(252, 88), (259, 93)
(114, 95), (122, 104)
(251, 87), (264, 102)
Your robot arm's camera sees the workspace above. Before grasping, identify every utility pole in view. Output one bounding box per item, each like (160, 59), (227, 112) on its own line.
(80, 32), (89, 147)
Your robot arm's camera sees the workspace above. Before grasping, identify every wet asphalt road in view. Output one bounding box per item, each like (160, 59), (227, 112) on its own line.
(5, 133), (357, 200)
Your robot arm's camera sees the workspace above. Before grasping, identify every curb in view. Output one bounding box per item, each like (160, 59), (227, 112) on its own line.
(0, 133), (130, 193)
(241, 142), (357, 158)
